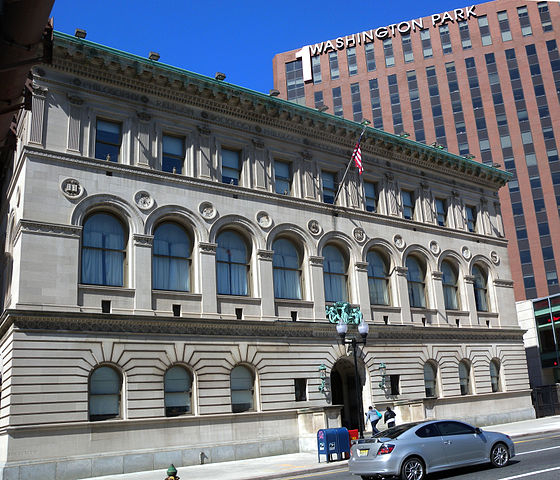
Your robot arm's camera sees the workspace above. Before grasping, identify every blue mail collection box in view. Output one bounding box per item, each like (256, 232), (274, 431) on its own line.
(317, 427), (350, 463)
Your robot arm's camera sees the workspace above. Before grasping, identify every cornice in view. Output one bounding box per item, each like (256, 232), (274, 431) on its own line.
(49, 32), (511, 189)
(0, 310), (526, 343)
(14, 219), (82, 243)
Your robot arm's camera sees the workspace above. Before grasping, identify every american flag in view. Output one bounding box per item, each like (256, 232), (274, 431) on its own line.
(351, 142), (363, 175)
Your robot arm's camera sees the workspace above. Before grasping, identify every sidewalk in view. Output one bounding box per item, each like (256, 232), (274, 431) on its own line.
(88, 415), (560, 480)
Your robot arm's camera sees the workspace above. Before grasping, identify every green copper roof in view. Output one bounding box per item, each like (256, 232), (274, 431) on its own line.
(53, 31), (511, 184)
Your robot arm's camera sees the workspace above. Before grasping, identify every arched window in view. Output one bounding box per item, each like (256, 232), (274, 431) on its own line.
(216, 231), (249, 296)
(490, 359), (501, 392)
(323, 245), (348, 302)
(230, 365), (255, 413)
(458, 360), (471, 395)
(272, 238), (302, 299)
(442, 260), (459, 310)
(82, 213), (126, 286)
(473, 264), (489, 312)
(406, 256), (426, 308)
(164, 366), (193, 416)
(424, 362), (437, 398)
(366, 250), (389, 305)
(89, 366), (121, 421)
(153, 223), (191, 291)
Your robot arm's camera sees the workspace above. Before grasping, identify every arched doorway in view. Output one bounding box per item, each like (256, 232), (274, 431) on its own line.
(331, 356), (366, 431)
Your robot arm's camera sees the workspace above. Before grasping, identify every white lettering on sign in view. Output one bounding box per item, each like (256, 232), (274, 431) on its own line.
(295, 5), (477, 81)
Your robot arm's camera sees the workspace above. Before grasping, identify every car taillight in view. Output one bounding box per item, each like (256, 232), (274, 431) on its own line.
(377, 444), (395, 455)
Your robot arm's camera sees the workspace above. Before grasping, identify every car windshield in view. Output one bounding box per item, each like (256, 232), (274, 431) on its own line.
(372, 422), (423, 440)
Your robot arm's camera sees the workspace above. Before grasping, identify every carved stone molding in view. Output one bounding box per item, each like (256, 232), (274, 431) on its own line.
(353, 227), (366, 243)
(355, 261), (368, 272)
(393, 266), (408, 277)
(134, 191), (154, 210)
(67, 94), (84, 105)
(301, 150), (313, 161)
(32, 84), (48, 97)
(309, 256), (324, 267)
(199, 201), (217, 221)
(137, 111), (151, 122)
(494, 279), (514, 288)
(463, 275), (475, 284)
(307, 219), (322, 236)
(461, 246), (471, 260)
(197, 125), (211, 136)
(429, 240), (440, 256)
(385, 172), (394, 181)
(393, 234), (405, 250)
(257, 250), (274, 261)
(60, 178), (84, 199)
(133, 234), (153, 247)
(199, 242), (217, 254)
(490, 251), (500, 265)
(432, 271), (443, 280)
(252, 138), (264, 149)
(256, 211), (272, 229)
(16, 220), (81, 241)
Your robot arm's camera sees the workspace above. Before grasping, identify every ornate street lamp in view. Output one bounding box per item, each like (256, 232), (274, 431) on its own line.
(326, 302), (369, 438)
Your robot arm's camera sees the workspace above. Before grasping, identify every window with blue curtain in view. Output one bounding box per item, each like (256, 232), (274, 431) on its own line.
(153, 223), (191, 291)
(216, 231), (249, 295)
(367, 250), (389, 305)
(89, 366), (121, 421)
(164, 365), (192, 416)
(81, 213), (125, 286)
(230, 365), (254, 413)
(473, 264), (489, 311)
(272, 238), (302, 299)
(323, 245), (348, 302)
(442, 260), (459, 310)
(406, 256), (426, 308)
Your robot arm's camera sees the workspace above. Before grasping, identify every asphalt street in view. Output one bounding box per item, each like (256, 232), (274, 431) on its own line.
(275, 433), (560, 480)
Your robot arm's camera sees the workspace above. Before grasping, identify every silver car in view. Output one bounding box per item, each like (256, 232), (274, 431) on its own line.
(349, 420), (515, 480)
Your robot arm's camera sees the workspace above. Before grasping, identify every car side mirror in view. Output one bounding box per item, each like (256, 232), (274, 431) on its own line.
(475, 427), (482, 434)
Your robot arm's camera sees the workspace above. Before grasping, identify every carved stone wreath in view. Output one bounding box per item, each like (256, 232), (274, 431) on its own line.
(199, 201), (217, 221)
(134, 191), (154, 210)
(256, 211), (272, 229)
(353, 227), (366, 243)
(308, 219), (322, 236)
(61, 178), (84, 199)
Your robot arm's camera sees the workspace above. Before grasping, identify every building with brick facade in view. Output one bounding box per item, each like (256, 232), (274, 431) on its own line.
(273, 0), (560, 303)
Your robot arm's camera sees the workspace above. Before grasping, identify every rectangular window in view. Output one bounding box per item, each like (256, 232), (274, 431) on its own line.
(466, 205), (477, 232)
(369, 79), (383, 129)
(435, 198), (447, 226)
(332, 87), (343, 117)
(314, 91), (324, 109)
(478, 15), (492, 45)
(439, 25), (452, 54)
(312, 56), (322, 84)
(294, 379), (307, 402)
(518, 6), (533, 36)
(401, 190), (415, 220)
(329, 51), (339, 80)
(402, 34), (414, 62)
(389, 375), (400, 396)
(538, 2), (553, 31)
(347, 47), (358, 76)
(459, 20), (472, 49)
(322, 171), (336, 204)
(95, 119), (122, 162)
(274, 161), (291, 195)
(383, 38), (395, 67)
(365, 43), (376, 71)
(421, 29), (433, 58)
(222, 148), (241, 185)
(286, 60), (305, 105)
(364, 181), (378, 212)
(547, 271), (558, 286)
(351, 83), (362, 122)
(162, 134), (185, 174)
(498, 10), (513, 41)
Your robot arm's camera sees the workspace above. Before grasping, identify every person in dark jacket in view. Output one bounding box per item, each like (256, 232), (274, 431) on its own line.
(384, 406), (396, 428)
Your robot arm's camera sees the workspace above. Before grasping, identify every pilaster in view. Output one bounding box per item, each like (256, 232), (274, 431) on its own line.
(133, 234), (153, 313)
(199, 242), (218, 313)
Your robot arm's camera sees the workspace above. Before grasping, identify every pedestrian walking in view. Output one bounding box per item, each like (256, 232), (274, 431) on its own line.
(365, 405), (382, 433)
(384, 406), (396, 428)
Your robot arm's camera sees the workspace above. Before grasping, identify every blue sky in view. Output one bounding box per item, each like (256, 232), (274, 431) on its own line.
(51, 0), (472, 93)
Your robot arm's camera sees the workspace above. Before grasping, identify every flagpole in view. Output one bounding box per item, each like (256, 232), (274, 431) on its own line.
(333, 120), (370, 204)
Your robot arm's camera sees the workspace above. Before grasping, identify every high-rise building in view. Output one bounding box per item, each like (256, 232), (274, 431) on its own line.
(273, 0), (560, 302)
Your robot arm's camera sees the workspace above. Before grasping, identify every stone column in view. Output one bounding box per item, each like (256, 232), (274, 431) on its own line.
(431, 270), (446, 326)
(394, 266), (411, 324)
(257, 249), (276, 320)
(354, 261), (372, 322)
(463, 274), (478, 326)
(133, 234), (153, 314)
(309, 255), (326, 320)
(29, 84), (48, 145)
(199, 242), (218, 314)
(67, 95), (84, 153)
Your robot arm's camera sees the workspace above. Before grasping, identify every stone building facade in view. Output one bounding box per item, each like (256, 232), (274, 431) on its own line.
(0, 32), (533, 478)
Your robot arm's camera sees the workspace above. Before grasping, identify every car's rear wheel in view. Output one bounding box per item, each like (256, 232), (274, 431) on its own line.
(490, 442), (510, 467)
(400, 456), (425, 480)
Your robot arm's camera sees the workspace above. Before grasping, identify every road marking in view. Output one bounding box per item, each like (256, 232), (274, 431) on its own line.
(282, 470), (344, 479)
(498, 466), (560, 480)
(516, 445), (560, 455)
(515, 433), (560, 444)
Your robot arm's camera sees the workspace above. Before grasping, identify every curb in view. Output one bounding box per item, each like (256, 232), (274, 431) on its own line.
(251, 460), (348, 480)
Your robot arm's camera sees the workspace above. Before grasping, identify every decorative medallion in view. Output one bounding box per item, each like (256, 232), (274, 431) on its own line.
(353, 227), (366, 243)
(61, 178), (84, 199)
(462, 246), (471, 260)
(429, 240), (440, 256)
(393, 234), (405, 250)
(308, 219), (322, 236)
(199, 201), (217, 220)
(490, 251), (500, 265)
(134, 191), (154, 210)
(256, 211), (272, 229)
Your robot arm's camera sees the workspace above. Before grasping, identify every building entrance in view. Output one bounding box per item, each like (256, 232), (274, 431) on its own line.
(330, 356), (364, 431)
